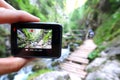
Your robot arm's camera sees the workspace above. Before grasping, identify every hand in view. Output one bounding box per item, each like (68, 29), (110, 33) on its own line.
(0, 0), (40, 75)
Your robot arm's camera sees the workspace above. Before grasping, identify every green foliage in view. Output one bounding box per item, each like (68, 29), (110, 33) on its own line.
(89, 8), (120, 60)
(0, 27), (10, 57)
(109, 0), (120, 13)
(7, 0), (66, 22)
(8, 0), (47, 21)
(94, 9), (120, 45)
(22, 29), (35, 41)
(83, 0), (120, 60)
(69, 6), (86, 31)
(88, 45), (106, 60)
(43, 31), (52, 44)
(17, 29), (36, 48)
(85, 0), (99, 8)
(27, 69), (52, 80)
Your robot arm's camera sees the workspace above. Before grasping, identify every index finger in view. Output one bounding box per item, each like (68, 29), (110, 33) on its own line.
(0, 8), (40, 24)
(0, 0), (15, 10)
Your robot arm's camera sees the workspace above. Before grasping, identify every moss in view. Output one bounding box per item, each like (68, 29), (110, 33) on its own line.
(27, 69), (52, 80)
(96, 78), (103, 80)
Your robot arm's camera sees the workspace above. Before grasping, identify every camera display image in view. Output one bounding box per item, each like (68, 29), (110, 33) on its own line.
(17, 28), (52, 49)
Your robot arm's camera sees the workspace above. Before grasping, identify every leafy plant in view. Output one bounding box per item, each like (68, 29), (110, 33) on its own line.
(43, 31), (52, 44)
(88, 45), (106, 60)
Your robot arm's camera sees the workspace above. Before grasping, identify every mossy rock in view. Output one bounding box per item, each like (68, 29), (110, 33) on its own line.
(27, 69), (52, 80)
(32, 64), (47, 72)
(51, 61), (60, 67)
(74, 40), (83, 45)
(69, 43), (76, 52)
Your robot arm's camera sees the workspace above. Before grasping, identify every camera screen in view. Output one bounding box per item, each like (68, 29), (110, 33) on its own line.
(17, 28), (52, 49)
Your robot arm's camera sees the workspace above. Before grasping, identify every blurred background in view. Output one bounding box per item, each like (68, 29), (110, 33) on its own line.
(0, 0), (120, 80)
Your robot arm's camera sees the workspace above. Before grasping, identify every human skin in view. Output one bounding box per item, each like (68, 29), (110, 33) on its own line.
(0, 0), (40, 75)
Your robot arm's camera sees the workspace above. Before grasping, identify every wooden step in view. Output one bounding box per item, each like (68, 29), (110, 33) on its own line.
(79, 46), (95, 49)
(70, 53), (88, 58)
(73, 50), (90, 53)
(72, 51), (89, 55)
(61, 62), (86, 70)
(74, 49), (90, 52)
(67, 56), (89, 64)
(59, 40), (97, 79)
(60, 64), (87, 75)
(61, 65), (87, 78)
(76, 49), (94, 53)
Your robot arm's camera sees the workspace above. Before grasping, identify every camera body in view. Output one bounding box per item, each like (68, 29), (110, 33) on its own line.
(11, 22), (62, 58)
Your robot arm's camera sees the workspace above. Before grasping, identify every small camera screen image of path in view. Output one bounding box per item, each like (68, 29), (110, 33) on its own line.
(60, 39), (97, 80)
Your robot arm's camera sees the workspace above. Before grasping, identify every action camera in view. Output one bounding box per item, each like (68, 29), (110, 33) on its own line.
(11, 22), (62, 58)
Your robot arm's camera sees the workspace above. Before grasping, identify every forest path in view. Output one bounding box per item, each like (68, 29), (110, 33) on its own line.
(60, 39), (97, 79)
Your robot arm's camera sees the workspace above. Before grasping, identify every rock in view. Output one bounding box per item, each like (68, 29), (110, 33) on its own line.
(86, 58), (120, 80)
(86, 36), (120, 80)
(69, 74), (82, 80)
(34, 71), (70, 80)
(86, 57), (107, 72)
(32, 64), (47, 72)
(103, 46), (120, 57)
(86, 71), (120, 80)
(51, 61), (60, 67)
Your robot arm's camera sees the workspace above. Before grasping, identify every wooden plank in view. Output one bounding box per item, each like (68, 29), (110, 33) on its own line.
(61, 64), (87, 75)
(59, 40), (97, 79)
(67, 56), (89, 64)
(74, 49), (90, 52)
(79, 46), (95, 49)
(70, 53), (88, 58)
(76, 50), (93, 53)
(72, 51), (90, 55)
(61, 62), (86, 70)
(61, 65), (87, 78)
(72, 51), (89, 55)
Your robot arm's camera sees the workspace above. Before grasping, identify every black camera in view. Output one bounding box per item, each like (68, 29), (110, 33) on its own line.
(11, 22), (62, 58)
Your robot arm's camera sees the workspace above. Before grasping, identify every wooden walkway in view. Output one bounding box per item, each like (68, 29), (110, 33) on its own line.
(60, 39), (97, 79)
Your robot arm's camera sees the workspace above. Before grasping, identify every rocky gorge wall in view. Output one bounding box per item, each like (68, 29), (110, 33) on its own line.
(83, 0), (120, 80)
(86, 36), (120, 80)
